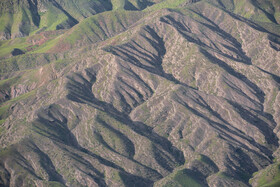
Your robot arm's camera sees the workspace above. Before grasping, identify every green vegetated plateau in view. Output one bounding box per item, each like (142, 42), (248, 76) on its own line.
(0, 0), (280, 186)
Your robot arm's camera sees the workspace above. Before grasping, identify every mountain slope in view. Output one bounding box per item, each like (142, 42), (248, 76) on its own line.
(0, 0), (112, 40)
(0, 0), (280, 186)
(0, 0), (166, 40)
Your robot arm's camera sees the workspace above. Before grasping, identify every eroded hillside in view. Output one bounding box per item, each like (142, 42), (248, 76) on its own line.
(0, 0), (280, 186)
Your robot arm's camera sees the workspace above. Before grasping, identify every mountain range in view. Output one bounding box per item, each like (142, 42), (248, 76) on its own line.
(0, 0), (280, 186)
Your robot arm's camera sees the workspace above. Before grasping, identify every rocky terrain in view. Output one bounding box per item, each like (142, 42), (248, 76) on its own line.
(0, 0), (280, 186)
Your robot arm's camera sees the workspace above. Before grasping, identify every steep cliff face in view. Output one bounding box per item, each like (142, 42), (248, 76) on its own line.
(0, 0), (280, 186)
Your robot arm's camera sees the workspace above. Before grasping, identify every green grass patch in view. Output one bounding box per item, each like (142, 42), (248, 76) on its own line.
(64, 15), (107, 45)
(0, 53), (56, 73)
(0, 125), (5, 136)
(197, 155), (212, 165)
(163, 169), (203, 187)
(0, 89), (36, 121)
(31, 37), (60, 53)
(217, 172), (232, 179)
(0, 76), (19, 89)
(268, 88), (278, 114)
(256, 163), (280, 187)
(0, 11), (13, 32)
(62, 10), (143, 47)
(38, 4), (68, 31)
(0, 104), (11, 120)
(0, 119), (5, 125)
(53, 59), (73, 71)
(158, 168), (203, 187)
(0, 37), (29, 58)
(233, 0), (254, 19)
(263, 180), (280, 187)
(42, 181), (65, 187)
(112, 0), (126, 10)
(9, 89), (36, 103)
(0, 146), (15, 157)
(144, 0), (187, 12)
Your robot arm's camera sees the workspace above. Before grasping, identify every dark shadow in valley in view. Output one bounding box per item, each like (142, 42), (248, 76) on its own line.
(50, 0), (78, 29)
(0, 163), (11, 186)
(224, 145), (259, 183)
(32, 105), (155, 186)
(108, 46), (181, 84)
(13, 150), (43, 180)
(257, 66), (280, 85)
(250, 1), (278, 24)
(200, 48), (265, 104)
(222, 8), (280, 38)
(159, 14), (252, 65)
(32, 102), (154, 185)
(32, 106), (108, 186)
(61, 143), (155, 186)
(119, 171), (154, 187)
(268, 35), (280, 51)
(26, 142), (66, 185)
(95, 117), (136, 158)
(173, 91), (275, 161)
(227, 100), (279, 147)
(175, 168), (209, 187)
(27, 0), (40, 27)
(66, 70), (185, 172)
(103, 26), (197, 90)
(189, 154), (219, 178)
(33, 104), (80, 147)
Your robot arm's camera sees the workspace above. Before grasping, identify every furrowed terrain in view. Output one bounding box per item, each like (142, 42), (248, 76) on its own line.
(0, 0), (280, 186)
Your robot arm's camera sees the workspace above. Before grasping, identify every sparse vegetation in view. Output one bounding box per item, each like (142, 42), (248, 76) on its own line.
(250, 163), (280, 187)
